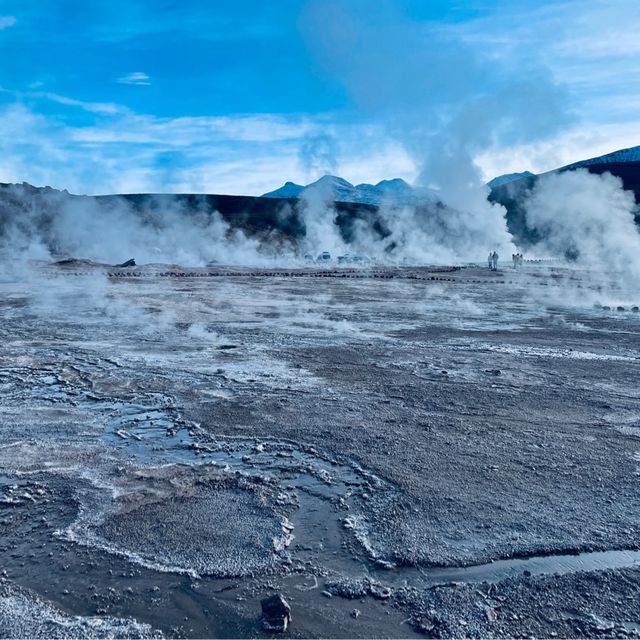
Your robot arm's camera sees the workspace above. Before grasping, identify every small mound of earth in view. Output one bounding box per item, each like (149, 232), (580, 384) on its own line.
(0, 581), (160, 639)
(97, 488), (290, 577)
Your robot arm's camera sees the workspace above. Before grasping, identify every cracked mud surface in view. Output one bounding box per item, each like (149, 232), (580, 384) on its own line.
(0, 263), (639, 637)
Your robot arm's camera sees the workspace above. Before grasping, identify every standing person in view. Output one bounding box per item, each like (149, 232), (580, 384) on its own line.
(512, 254), (518, 269)
(488, 252), (493, 269)
(493, 251), (499, 270)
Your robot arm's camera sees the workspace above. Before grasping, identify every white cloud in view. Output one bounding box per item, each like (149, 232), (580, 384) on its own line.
(41, 92), (126, 116)
(420, 1), (640, 188)
(116, 71), (151, 86)
(1, 80), (637, 197)
(0, 16), (16, 30)
(68, 113), (316, 145)
(457, 0), (640, 125)
(0, 96), (416, 195)
(476, 122), (640, 181)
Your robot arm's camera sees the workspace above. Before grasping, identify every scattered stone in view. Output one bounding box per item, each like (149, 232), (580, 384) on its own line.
(351, 608), (361, 619)
(325, 576), (393, 601)
(325, 577), (370, 599)
(261, 593), (292, 632)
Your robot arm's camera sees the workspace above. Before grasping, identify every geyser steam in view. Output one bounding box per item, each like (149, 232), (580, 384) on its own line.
(524, 169), (640, 287)
(299, 0), (572, 261)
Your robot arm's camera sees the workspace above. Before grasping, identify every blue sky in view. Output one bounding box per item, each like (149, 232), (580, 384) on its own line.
(0, 0), (639, 195)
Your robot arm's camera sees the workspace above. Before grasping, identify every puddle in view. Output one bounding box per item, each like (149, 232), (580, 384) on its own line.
(402, 548), (640, 587)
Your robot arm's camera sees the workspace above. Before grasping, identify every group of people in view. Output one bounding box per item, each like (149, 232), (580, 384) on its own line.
(487, 250), (525, 271)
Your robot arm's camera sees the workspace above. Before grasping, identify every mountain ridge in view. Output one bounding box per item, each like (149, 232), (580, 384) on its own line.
(262, 174), (438, 206)
(2, 143), (639, 258)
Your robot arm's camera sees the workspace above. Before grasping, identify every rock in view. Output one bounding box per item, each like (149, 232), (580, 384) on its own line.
(369, 582), (392, 600)
(116, 258), (136, 267)
(351, 608), (361, 619)
(485, 606), (498, 622)
(261, 593), (292, 632)
(588, 614), (615, 632)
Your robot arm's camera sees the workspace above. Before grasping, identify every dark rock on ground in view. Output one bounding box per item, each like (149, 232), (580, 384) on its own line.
(261, 593), (292, 632)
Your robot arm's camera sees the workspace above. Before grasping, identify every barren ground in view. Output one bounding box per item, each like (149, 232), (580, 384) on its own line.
(1, 263), (639, 638)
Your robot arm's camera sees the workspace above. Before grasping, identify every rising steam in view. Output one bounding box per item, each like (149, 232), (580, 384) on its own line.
(524, 170), (640, 286)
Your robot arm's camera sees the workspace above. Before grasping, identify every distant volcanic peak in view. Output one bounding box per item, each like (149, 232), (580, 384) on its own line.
(372, 177), (412, 190)
(360, 178), (414, 198)
(261, 181), (305, 199)
(487, 171), (535, 189)
(262, 175), (438, 206)
(311, 175), (353, 189)
(303, 175), (355, 202)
